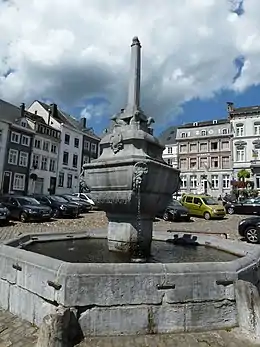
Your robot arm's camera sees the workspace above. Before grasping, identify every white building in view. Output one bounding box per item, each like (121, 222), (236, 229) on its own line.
(228, 102), (260, 189)
(159, 126), (178, 169)
(28, 101), (83, 194)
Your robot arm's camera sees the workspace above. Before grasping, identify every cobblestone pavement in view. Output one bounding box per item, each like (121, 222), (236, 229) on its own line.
(0, 211), (257, 346)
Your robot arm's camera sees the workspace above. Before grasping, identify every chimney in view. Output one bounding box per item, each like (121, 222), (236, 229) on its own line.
(34, 110), (37, 115)
(80, 117), (87, 129)
(48, 103), (58, 125)
(20, 103), (25, 117)
(227, 102), (234, 112)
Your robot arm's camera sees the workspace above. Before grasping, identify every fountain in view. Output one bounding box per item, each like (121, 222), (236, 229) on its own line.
(0, 37), (260, 344)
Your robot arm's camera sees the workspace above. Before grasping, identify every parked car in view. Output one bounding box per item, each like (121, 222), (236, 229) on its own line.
(59, 194), (91, 213)
(72, 193), (95, 206)
(157, 199), (190, 221)
(0, 196), (52, 222)
(0, 203), (10, 224)
(181, 194), (226, 220)
(33, 195), (80, 218)
(225, 199), (260, 215)
(238, 216), (260, 243)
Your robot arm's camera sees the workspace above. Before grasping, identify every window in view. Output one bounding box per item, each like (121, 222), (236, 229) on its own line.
(236, 124), (244, 137)
(41, 156), (48, 170)
(201, 130), (207, 136)
(84, 140), (90, 150)
(185, 196), (193, 203)
(32, 154), (39, 169)
(236, 148), (245, 162)
(74, 138), (79, 148)
(49, 159), (56, 172)
(221, 141), (229, 150)
(222, 128), (228, 135)
(91, 143), (97, 152)
(43, 141), (49, 151)
(179, 159), (187, 170)
(180, 175), (187, 188)
(189, 158), (197, 169)
(63, 151), (69, 165)
(0, 129), (2, 142)
(67, 174), (72, 188)
(21, 135), (30, 146)
(8, 149), (18, 165)
(83, 155), (90, 164)
(13, 173), (25, 191)
(254, 123), (260, 136)
(199, 157), (208, 169)
(222, 174), (230, 189)
(210, 142), (218, 151)
(211, 157), (219, 168)
(58, 172), (64, 187)
(190, 175), (197, 189)
(189, 143), (197, 152)
(211, 175), (219, 189)
(167, 147), (172, 154)
(179, 144), (187, 153)
(252, 148), (260, 159)
(199, 142), (207, 152)
(222, 156), (230, 169)
(64, 134), (70, 145)
(194, 197), (202, 205)
(256, 176), (260, 189)
(34, 139), (41, 149)
(73, 154), (78, 168)
(19, 152), (29, 167)
(21, 121), (27, 127)
(166, 158), (173, 166)
(11, 132), (20, 144)
(51, 144), (57, 153)
(181, 132), (187, 138)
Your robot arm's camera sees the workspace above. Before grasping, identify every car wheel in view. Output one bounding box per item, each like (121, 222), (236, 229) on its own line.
(245, 227), (260, 244)
(163, 212), (169, 221)
(52, 209), (60, 218)
(185, 216), (191, 222)
(20, 212), (28, 223)
(204, 212), (211, 220)
(227, 207), (234, 215)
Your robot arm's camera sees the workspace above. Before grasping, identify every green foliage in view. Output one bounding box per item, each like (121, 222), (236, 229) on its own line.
(237, 169), (251, 181)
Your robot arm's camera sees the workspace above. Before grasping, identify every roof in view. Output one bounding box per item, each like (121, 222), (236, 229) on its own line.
(0, 99), (22, 123)
(178, 118), (229, 129)
(158, 126), (178, 145)
(229, 105), (260, 115)
(37, 101), (100, 141)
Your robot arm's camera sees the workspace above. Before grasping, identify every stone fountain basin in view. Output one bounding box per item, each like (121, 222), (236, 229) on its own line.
(0, 230), (260, 336)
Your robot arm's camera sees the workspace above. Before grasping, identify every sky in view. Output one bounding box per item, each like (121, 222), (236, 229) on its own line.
(0, 0), (260, 136)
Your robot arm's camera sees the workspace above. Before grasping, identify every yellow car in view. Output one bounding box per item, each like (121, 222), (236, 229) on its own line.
(181, 194), (226, 220)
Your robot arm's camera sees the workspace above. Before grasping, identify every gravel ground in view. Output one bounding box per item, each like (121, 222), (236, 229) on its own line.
(0, 211), (249, 242)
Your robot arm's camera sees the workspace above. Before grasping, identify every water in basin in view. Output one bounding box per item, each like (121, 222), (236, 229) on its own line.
(22, 237), (239, 263)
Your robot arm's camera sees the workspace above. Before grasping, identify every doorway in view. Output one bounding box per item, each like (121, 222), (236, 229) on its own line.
(2, 171), (11, 194)
(49, 177), (56, 195)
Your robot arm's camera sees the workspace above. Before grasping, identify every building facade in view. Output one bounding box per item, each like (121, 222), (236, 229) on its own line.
(176, 119), (232, 197)
(159, 126), (178, 169)
(228, 102), (260, 189)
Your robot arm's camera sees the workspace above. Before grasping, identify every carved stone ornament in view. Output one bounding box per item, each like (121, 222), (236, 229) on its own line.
(132, 162), (148, 192)
(110, 132), (124, 154)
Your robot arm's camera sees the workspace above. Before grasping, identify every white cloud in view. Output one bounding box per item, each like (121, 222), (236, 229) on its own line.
(0, 0), (257, 124)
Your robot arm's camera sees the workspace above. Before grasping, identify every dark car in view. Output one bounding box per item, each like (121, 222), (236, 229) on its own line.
(225, 199), (260, 215)
(60, 194), (91, 213)
(238, 216), (260, 243)
(0, 196), (52, 223)
(0, 203), (10, 224)
(33, 195), (80, 218)
(157, 199), (190, 222)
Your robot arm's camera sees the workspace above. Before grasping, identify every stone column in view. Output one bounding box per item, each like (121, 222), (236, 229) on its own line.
(126, 36), (141, 114)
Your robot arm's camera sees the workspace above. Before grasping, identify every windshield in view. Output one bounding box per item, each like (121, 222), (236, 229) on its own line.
(169, 199), (182, 207)
(50, 196), (68, 203)
(17, 197), (40, 205)
(202, 197), (218, 205)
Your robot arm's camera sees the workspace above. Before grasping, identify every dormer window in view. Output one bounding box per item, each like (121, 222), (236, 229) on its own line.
(193, 122), (198, 126)
(201, 130), (207, 136)
(213, 120), (217, 124)
(222, 128), (228, 135)
(21, 121), (26, 127)
(181, 132), (187, 138)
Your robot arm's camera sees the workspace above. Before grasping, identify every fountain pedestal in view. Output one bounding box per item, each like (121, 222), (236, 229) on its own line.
(83, 37), (180, 257)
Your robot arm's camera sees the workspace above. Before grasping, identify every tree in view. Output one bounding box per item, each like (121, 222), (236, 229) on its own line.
(237, 169), (251, 181)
